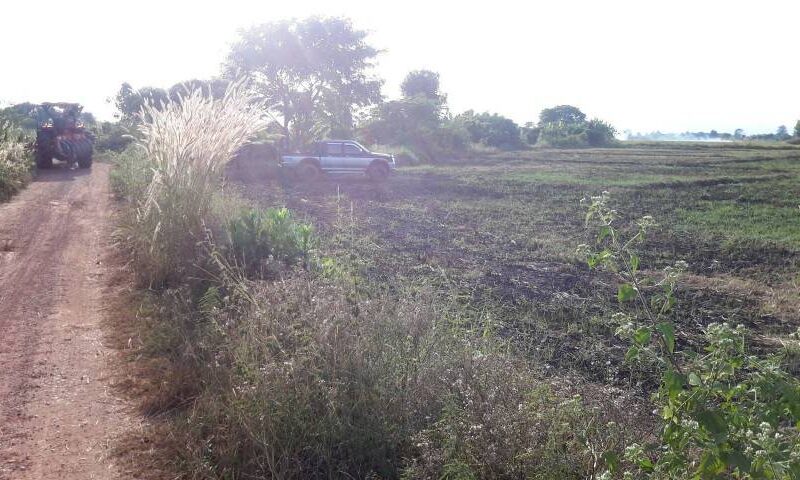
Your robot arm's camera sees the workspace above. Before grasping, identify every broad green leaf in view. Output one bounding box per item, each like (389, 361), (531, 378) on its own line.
(634, 327), (651, 346)
(656, 322), (676, 354)
(662, 404), (673, 420)
(625, 345), (640, 362)
(618, 283), (636, 302)
(663, 369), (683, 400)
(688, 372), (701, 386)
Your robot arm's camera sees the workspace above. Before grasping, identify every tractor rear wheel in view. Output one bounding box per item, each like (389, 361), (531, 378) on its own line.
(77, 154), (92, 169)
(77, 141), (93, 169)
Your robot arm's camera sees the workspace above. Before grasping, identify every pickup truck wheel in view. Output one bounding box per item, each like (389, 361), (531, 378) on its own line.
(298, 162), (321, 182)
(367, 162), (390, 182)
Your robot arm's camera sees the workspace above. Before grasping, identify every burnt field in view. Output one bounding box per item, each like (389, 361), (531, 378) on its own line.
(229, 142), (800, 388)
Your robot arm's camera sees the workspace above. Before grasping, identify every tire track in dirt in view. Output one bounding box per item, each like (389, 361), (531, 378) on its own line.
(0, 164), (142, 479)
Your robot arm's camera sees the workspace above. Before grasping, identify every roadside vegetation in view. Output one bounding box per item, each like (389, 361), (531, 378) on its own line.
(0, 114), (33, 201)
(95, 13), (800, 480)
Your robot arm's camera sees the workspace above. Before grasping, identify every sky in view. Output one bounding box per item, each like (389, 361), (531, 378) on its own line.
(1, 0), (798, 134)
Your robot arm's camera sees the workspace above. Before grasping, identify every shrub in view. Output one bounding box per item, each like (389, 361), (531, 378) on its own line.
(142, 274), (618, 479)
(585, 119), (617, 147)
(537, 122), (589, 148)
(457, 110), (522, 150)
(536, 118), (617, 148)
(94, 121), (135, 152)
(0, 118), (33, 201)
(225, 206), (314, 275)
(361, 96), (470, 162)
(579, 193), (800, 479)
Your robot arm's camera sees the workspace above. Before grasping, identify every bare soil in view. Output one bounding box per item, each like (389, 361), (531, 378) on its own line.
(0, 164), (145, 479)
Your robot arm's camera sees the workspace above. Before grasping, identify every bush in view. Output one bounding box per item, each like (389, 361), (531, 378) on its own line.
(141, 274), (617, 479)
(537, 118), (617, 148)
(585, 119), (617, 147)
(457, 110), (522, 150)
(537, 122), (590, 148)
(94, 121), (135, 152)
(225, 207), (313, 275)
(0, 118), (33, 201)
(361, 96), (471, 163)
(580, 193), (800, 479)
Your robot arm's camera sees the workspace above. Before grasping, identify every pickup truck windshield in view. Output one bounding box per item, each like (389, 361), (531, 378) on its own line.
(343, 143), (365, 155)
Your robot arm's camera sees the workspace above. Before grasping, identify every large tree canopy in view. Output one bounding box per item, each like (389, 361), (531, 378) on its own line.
(401, 70), (445, 103)
(538, 105), (586, 125)
(225, 17), (382, 147)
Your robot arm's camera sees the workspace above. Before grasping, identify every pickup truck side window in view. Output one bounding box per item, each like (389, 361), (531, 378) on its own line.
(324, 143), (343, 155)
(343, 143), (365, 155)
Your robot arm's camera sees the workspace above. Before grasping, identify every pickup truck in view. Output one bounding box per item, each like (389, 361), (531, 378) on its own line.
(280, 140), (396, 181)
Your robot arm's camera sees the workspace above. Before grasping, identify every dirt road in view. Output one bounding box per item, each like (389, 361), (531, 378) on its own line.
(0, 164), (139, 479)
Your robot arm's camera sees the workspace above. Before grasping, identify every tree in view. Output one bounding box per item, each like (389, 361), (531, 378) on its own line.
(225, 17), (382, 148)
(795, 120), (800, 138)
(0, 103), (38, 130)
(362, 96), (442, 146)
(400, 70), (445, 104)
(776, 125), (790, 140)
(114, 83), (169, 124)
(456, 111), (521, 149)
(538, 105), (586, 125)
(584, 119), (617, 146)
(734, 128), (745, 140)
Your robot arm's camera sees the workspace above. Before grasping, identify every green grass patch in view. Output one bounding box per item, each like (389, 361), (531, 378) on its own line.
(678, 201), (800, 249)
(500, 170), (756, 187)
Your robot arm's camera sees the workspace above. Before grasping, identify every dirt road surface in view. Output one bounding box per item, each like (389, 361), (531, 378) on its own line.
(0, 164), (140, 479)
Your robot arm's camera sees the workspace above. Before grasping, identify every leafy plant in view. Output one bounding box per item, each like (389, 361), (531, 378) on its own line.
(0, 117), (33, 201)
(225, 206), (314, 275)
(579, 192), (800, 479)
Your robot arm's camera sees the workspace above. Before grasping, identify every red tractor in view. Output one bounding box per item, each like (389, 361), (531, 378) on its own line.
(35, 103), (93, 169)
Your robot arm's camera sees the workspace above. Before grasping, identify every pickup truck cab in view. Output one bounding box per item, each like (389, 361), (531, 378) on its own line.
(281, 140), (396, 181)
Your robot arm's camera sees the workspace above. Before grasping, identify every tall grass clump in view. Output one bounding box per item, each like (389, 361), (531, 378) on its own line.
(141, 273), (620, 479)
(0, 118), (33, 201)
(128, 84), (265, 284)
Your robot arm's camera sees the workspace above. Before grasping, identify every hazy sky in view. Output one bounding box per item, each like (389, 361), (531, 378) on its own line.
(2, 0), (798, 134)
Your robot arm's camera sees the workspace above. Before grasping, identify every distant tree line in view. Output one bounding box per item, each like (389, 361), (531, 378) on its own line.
(628, 124), (799, 143)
